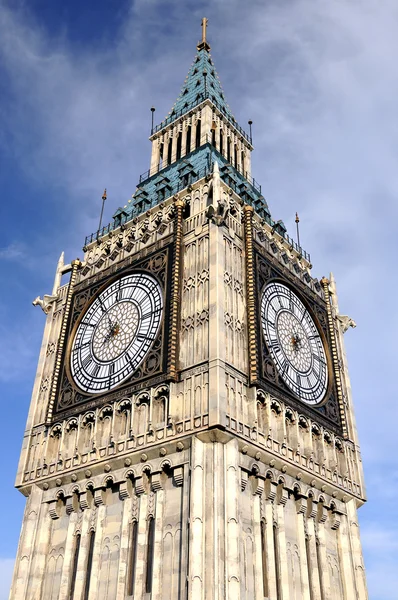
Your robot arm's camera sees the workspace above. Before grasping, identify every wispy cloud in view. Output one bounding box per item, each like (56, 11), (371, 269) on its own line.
(0, 0), (397, 594)
(0, 243), (25, 261)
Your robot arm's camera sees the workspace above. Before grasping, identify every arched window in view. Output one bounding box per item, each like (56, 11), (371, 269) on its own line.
(127, 520), (139, 596)
(167, 140), (172, 165)
(69, 533), (81, 599)
(195, 120), (201, 149)
(176, 132), (182, 160)
(260, 520), (268, 598)
(273, 524), (282, 600)
(145, 517), (155, 593)
(83, 530), (95, 600)
(186, 126), (192, 153)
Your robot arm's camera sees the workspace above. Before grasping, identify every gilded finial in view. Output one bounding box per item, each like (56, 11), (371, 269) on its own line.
(197, 17), (211, 52)
(102, 188), (107, 201)
(202, 17), (208, 44)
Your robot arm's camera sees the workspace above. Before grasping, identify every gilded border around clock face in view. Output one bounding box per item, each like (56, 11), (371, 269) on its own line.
(254, 246), (343, 434)
(53, 244), (173, 420)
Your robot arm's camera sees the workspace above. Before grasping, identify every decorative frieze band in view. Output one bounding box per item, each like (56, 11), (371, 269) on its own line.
(168, 197), (185, 379)
(243, 204), (259, 383)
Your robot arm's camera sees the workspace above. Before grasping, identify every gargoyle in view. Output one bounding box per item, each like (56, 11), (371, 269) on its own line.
(337, 315), (357, 333)
(32, 295), (58, 314)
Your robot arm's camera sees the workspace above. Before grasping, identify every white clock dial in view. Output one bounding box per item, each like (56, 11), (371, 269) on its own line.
(70, 272), (163, 393)
(261, 281), (328, 405)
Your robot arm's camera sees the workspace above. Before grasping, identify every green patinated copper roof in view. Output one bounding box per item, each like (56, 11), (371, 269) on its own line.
(152, 46), (246, 137)
(169, 47), (233, 119)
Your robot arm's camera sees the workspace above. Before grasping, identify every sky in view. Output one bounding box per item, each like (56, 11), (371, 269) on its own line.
(0, 0), (397, 597)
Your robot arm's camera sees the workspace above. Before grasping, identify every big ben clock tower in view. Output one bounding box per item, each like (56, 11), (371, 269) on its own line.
(10, 20), (368, 600)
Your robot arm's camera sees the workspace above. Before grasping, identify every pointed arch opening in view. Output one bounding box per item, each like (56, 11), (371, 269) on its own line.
(186, 126), (192, 153)
(195, 120), (201, 149)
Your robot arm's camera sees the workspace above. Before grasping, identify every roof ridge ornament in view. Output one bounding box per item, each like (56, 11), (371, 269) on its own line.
(197, 17), (211, 52)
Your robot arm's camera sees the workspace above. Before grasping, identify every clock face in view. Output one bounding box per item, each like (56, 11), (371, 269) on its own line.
(260, 281), (328, 405)
(70, 272), (163, 394)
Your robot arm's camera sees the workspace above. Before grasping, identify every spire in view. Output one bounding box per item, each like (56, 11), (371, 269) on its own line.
(155, 18), (236, 134)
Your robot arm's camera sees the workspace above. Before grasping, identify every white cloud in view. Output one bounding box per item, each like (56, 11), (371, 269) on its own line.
(0, 0), (397, 592)
(0, 558), (14, 600)
(0, 317), (40, 382)
(0, 243), (25, 261)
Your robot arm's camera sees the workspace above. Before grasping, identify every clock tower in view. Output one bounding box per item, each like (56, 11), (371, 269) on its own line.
(10, 20), (368, 600)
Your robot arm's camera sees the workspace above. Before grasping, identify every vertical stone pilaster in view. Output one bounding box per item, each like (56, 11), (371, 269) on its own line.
(28, 501), (53, 599)
(87, 502), (105, 600)
(264, 481), (278, 599)
(208, 222), (226, 426)
(316, 503), (331, 600)
(213, 442), (225, 600)
(171, 126), (177, 163)
(189, 437), (205, 600)
(116, 494), (133, 600)
(252, 478), (265, 600)
(152, 482), (165, 600)
(133, 491), (149, 599)
(189, 119), (196, 153)
(181, 120), (187, 157)
(9, 486), (42, 600)
(179, 464), (190, 600)
(215, 120), (220, 151)
(58, 510), (79, 600)
(295, 497), (311, 600)
(275, 490), (290, 600)
(150, 138), (160, 173)
(306, 497), (322, 600)
(72, 503), (93, 600)
(201, 104), (212, 144)
(225, 439), (240, 600)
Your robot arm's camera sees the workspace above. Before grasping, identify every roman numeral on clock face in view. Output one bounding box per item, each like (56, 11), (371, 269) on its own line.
(70, 272), (164, 395)
(261, 281), (328, 406)
(270, 339), (281, 353)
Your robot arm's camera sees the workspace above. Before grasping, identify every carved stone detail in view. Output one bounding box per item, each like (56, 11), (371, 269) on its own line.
(173, 467), (184, 487)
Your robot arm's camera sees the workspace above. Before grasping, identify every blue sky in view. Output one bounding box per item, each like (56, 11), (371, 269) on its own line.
(1, 0), (397, 597)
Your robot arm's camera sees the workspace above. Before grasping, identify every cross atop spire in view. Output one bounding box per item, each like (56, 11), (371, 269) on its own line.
(197, 16), (211, 52)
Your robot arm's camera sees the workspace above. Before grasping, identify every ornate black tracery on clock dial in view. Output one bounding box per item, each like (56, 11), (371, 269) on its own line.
(54, 247), (171, 418)
(70, 272), (163, 394)
(255, 251), (341, 431)
(261, 281), (328, 405)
